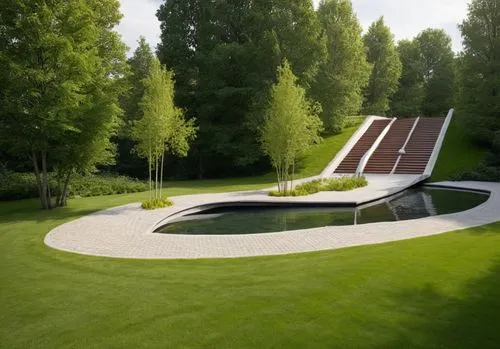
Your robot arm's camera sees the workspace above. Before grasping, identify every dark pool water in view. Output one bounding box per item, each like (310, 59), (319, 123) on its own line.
(154, 187), (488, 235)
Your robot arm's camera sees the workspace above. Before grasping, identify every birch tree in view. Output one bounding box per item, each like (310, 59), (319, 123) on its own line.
(260, 61), (323, 194)
(130, 58), (197, 207)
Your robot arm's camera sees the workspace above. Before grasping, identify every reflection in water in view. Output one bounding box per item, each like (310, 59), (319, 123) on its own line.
(154, 188), (488, 235)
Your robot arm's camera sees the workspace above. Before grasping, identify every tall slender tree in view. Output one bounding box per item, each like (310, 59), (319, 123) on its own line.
(113, 37), (155, 178)
(130, 58), (197, 205)
(416, 29), (456, 116)
(260, 61), (323, 194)
(312, 0), (371, 133)
(458, 0), (500, 147)
(362, 17), (402, 115)
(0, 0), (127, 209)
(389, 39), (425, 116)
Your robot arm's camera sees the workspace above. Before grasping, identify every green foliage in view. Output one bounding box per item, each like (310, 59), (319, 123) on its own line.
(156, 0), (326, 177)
(122, 37), (155, 124)
(457, 0), (500, 148)
(312, 0), (371, 133)
(391, 30), (456, 117)
(451, 164), (500, 182)
(0, 0), (127, 209)
(260, 61), (323, 194)
(417, 29), (456, 116)
(0, 172), (148, 201)
(390, 39), (425, 116)
(269, 176), (368, 196)
(362, 17), (402, 115)
(130, 57), (197, 201)
(141, 197), (173, 210)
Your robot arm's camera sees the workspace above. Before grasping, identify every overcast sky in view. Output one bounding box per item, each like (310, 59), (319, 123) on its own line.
(116, 0), (469, 55)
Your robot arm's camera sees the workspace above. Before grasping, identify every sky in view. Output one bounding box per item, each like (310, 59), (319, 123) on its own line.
(116, 0), (469, 56)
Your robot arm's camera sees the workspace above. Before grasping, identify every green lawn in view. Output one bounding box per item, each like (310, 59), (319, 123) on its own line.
(3, 117), (500, 348)
(1, 193), (500, 348)
(431, 118), (487, 181)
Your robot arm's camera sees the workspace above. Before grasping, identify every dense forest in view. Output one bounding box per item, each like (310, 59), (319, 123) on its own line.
(1, 0), (499, 206)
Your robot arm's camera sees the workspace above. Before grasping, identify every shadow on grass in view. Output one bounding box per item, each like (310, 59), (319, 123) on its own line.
(0, 202), (103, 224)
(375, 259), (500, 349)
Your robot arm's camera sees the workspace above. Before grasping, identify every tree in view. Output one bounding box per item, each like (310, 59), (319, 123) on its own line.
(157, 0), (326, 178)
(312, 0), (371, 133)
(113, 37), (155, 178)
(123, 37), (155, 123)
(260, 61), (323, 194)
(457, 0), (500, 147)
(416, 29), (456, 116)
(130, 58), (197, 205)
(390, 29), (456, 117)
(390, 39), (425, 116)
(362, 17), (402, 115)
(0, 0), (127, 209)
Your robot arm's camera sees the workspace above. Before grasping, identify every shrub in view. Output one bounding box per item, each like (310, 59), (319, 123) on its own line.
(268, 176), (368, 197)
(0, 172), (149, 201)
(451, 164), (500, 182)
(141, 197), (173, 210)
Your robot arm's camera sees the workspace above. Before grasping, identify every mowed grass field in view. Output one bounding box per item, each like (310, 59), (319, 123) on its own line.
(2, 196), (500, 348)
(2, 117), (500, 348)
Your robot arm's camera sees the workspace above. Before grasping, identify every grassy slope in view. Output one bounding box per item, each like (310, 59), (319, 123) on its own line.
(3, 119), (500, 348)
(431, 118), (487, 181)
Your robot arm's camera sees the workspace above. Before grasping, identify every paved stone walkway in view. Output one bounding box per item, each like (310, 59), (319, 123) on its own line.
(44, 181), (500, 259)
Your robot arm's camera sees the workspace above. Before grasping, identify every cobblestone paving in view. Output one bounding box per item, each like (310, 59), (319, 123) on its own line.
(44, 181), (500, 259)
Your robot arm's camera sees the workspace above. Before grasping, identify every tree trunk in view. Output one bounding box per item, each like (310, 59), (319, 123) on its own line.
(41, 150), (52, 209)
(148, 148), (152, 201)
(55, 170), (62, 207)
(275, 166), (281, 192)
(160, 151), (165, 198)
(155, 155), (159, 199)
(32, 151), (48, 209)
(59, 170), (72, 207)
(283, 160), (289, 194)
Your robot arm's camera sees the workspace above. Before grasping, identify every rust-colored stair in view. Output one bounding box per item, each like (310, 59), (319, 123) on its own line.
(363, 118), (416, 174)
(334, 119), (391, 174)
(394, 117), (445, 174)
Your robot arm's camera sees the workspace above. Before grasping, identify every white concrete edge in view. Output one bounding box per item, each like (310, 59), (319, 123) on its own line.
(43, 180), (498, 260)
(320, 115), (389, 178)
(391, 117), (421, 174)
(356, 117), (397, 175)
(424, 108), (454, 176)
(148, 175), (429, 234)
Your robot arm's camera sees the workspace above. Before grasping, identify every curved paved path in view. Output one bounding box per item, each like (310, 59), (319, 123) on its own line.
(45, 181), (500, 259)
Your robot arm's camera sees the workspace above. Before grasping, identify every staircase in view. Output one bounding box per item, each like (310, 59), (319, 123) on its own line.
(363, 118), (416, 174)
(394, 117), (445, 174)
(334, 119), (391, 174)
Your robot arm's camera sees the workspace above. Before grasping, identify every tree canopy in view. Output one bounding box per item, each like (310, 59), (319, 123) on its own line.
(0, 0), (127, 208)
(312, 0), (371, 133)
(260, 61), (323, 193)
(457, 0), (500, 147)
(157, 0), (326, 178)
(416, 29), (456, 116)
(362, 17), (402, 116)
(130, 58), (197, 204)
(390, 29), (456, 117)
